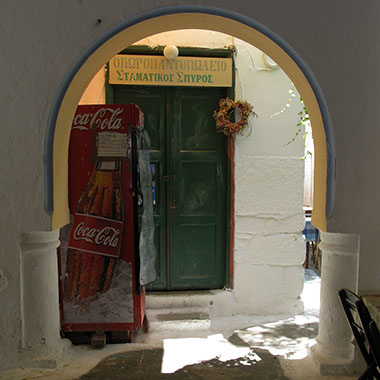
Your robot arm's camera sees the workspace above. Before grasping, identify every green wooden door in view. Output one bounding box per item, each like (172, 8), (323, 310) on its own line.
(111, 85), (228, 290)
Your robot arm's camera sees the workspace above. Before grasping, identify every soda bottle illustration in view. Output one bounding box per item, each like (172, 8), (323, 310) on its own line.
(64, 133), (125, 302)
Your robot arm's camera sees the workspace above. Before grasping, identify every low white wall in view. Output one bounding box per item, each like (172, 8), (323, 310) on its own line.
(234, 156), (305, 314)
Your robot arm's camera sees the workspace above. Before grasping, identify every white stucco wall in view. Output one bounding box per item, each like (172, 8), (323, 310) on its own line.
(304, 122), (314, 207)
(1, 0), (379, 371)
(232, 38), (305, 314)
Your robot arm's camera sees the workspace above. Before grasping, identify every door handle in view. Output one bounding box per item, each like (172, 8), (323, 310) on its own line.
(163, 174), (175, 181)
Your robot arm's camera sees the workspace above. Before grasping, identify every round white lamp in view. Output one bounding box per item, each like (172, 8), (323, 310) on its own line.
(163, 45), (179, 60)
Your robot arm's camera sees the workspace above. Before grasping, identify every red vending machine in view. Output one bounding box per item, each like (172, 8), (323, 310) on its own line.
(58, 104), (153, 345)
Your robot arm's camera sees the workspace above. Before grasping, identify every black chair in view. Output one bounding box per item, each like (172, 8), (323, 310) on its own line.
(368, 320), (380, 370)
(338, 288), (380, 380)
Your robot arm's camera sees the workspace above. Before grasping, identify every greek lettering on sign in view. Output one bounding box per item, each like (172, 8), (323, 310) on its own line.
(112, 56), (228, 72)
(109, 54), (233, 87)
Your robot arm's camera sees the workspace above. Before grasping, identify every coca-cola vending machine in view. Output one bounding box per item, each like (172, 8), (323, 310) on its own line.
(58, 104), (156, 345)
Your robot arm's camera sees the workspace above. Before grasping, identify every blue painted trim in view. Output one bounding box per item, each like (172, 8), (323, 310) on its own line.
(44, 5), (335, 217)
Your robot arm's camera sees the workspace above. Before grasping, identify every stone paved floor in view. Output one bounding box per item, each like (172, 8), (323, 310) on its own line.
(0, 270), (358, 380)
(79, 347), (289, 380)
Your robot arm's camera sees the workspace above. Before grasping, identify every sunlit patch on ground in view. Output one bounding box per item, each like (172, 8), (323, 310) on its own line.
(161, 269), (321, 373)
(161, 334), (261, 373)
(234, 270), (321, 360)
(236, 315), (318, 360)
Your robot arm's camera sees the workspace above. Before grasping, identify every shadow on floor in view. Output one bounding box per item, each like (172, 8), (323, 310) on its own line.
(80, 270), (321, 379)
(79, 346), (289, 380)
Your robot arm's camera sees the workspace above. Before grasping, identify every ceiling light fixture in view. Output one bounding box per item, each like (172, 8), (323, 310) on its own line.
(163, 45), (179, 60)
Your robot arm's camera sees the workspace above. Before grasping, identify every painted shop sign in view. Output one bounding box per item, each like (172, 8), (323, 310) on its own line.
(108, 54), (233, 87)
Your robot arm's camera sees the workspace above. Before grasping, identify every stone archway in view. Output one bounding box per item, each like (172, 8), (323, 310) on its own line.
(44, 6), (334, 233)
(39, 5), (345, 373)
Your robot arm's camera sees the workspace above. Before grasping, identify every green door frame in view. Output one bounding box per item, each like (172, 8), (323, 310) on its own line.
(105, 45), (235, 289)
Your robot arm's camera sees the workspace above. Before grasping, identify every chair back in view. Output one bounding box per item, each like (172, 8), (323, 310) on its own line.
(338, 288), (373, 365)
(368, 320), (380, 366)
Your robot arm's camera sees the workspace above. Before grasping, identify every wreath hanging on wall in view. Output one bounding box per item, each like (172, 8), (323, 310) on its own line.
(213, 98), (257, 137)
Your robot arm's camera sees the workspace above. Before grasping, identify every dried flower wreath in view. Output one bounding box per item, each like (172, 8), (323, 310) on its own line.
(213, 98), (257, 136)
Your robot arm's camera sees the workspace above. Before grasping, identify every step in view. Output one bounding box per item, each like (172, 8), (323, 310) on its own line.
(146, 290), (218, 310)
(135, 318), (212, 343)
(147, 306), (210, 322)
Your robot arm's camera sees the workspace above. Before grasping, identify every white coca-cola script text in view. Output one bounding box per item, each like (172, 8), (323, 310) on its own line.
(73, 222), (121, 248)
(72, 107), (123, 131)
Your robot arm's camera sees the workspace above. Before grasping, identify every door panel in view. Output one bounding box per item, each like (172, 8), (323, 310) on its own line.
(180, 224), (217, 278)
(170, 87), (226, 289)
(111, 85), (228, 290)
(181, 161), (216, 215)
(180, 98), (217, 151)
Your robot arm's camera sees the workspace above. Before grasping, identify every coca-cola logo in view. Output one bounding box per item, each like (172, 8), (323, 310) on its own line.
(72, 107), (124, 131)
(73, 221), (121, 248)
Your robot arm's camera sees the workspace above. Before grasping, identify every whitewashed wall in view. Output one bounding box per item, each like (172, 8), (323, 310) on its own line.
(304, 122), (314, 207)
(233, 38), (305, 314)
(1, 1), (378, 371)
